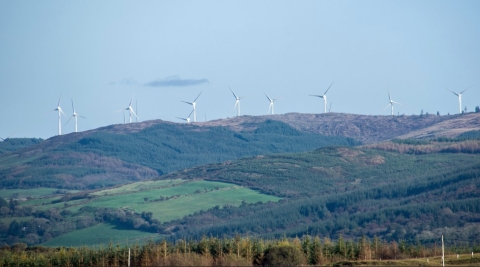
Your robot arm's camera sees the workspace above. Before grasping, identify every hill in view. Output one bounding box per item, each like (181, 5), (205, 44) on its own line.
(0, 119), (358, 189)
(156, 136), (480, 243)
(204, 112), (480, 144)
(1, 135), (479, 247)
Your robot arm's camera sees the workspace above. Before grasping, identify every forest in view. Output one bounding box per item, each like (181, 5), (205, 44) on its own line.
(1, 235), (479, 266)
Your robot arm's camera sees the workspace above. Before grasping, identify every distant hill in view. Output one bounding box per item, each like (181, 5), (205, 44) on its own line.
(0, 120), (357, 189)
(203, 112), (480, 144)
(1, 112), (479, 190)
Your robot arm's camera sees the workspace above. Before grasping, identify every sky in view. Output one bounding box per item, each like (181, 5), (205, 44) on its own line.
(1, 1), (480, 139)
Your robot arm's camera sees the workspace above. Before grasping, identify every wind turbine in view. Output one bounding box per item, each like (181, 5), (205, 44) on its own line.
(176, 110), (194, 124)
(310, 81), (334, 113)
(383, 92), (401, 116)
(65, 99), (86, 133)
(181, 92), (202, 122)
(52, 95), (66, 135)
(119, 95), (139, 123)
(229, 87), (244, 117)
(264, 93), (277, 115)
(447, 86), (472, 114)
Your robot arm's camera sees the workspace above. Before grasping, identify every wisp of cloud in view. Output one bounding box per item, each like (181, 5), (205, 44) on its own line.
(144, 76), (209, 87)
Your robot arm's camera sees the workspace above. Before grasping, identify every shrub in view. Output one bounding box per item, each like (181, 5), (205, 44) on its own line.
(261, 244), (305, 266)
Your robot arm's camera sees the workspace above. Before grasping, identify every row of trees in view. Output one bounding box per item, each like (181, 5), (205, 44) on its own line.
(1, 235), (479, 267)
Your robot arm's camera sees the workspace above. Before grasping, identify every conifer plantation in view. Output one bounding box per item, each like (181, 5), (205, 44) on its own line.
(1, 236), (480, 266)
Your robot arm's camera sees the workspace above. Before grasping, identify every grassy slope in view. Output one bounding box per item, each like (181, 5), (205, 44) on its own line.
(1, 180), (279, 247)
(41, 223), (158, 247)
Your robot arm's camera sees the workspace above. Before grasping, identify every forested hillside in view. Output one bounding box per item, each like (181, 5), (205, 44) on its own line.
(0, 138), (43, 154)
(0, 120), (357, 189)
(157, 137), (480, 244)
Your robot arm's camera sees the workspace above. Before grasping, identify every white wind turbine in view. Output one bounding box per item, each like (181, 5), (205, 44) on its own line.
(447, 86), (472, 114)
(176, 110), (194, 124)
(119, 95), (139, 123)
(65, 99), (86, 133)
(383, 92), (401, 116)
(181, 92), (202, 122)
(52, 95), (66, 135)
(264, 93), (278, 115)
(229, 87), (244, 117)
(310, 82), (334, 113)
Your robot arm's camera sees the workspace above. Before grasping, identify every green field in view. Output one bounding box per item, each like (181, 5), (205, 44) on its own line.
(41, 223), (159, 247)
(0, 187), (71, 199)
(3, 179), (280, 247)
(41, 180), (280, 223)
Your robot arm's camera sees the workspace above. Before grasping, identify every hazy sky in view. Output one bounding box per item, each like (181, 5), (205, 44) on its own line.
(1, 1), (479, 139)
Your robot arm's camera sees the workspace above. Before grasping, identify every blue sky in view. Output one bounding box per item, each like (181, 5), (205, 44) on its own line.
(1, 1), (479, 139)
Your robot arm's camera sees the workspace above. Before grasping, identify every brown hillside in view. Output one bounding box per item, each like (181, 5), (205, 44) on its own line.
(201, 112), (480, 144)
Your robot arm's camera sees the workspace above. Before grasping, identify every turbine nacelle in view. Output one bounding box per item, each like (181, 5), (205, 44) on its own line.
(181, 92), (202, 122)
(310, 81), (334, 113)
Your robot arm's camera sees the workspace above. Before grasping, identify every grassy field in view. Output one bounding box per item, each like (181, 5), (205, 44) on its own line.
(55, 180), (280, 222)
(0, 187), (69, 199)
(41, 223), (160, 247)
(4, 179), (280, 247)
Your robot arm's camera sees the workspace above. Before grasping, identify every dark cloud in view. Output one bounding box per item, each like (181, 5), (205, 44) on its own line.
(144, 76), (209, 87)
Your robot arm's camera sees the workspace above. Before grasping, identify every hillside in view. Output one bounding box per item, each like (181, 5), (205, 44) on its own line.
(1, 135), (479, 247)
(156, 137), (480, 243)
(0, 120), (357, 189)
(1, 111), (478, 189)
(204, 112), (480, 144)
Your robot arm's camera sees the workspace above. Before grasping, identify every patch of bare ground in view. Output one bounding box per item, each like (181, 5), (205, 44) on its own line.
(365, 139), (480, 154)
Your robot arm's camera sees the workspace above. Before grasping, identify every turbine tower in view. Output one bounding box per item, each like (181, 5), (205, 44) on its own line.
(230, 87), (243, 117)
(65, 99), (86, 132)
(52, 95), (66, 135)
(310, 81), (334, 113)
(181, 92), (202, 122)
(264, 93), (277, 115)
(383, 92), (401, 116)
(447, 86), (472, 114)
(176, 110), (194, 124)
(119, 95), (139, 123)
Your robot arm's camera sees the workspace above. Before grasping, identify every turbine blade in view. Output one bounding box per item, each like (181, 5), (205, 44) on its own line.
(65, 116), (74, 125)
(176, 117), (187, 121)
(130, 108), (139, 119)
(188, 110), (194, 118)
(79, 115), (87, 119)
(58, 94), (62, 106)
(309, 95), (324, 98)
(71, 99), (75, 111)
(194, 91), (203, 102)
(382, 103), (391, 111)
(446, 89), (459, 96)
(460, 85), (473, 94)
(324, 81), (334, 95)
(229, 87), (238, 99)
(181, 101), (193, 105)
(264, 93), (272, 102)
